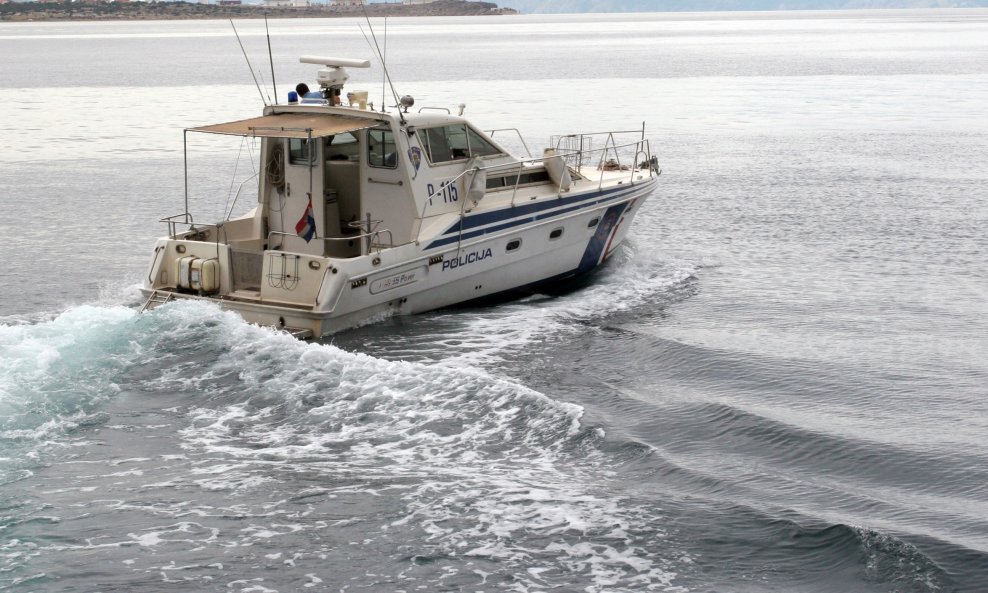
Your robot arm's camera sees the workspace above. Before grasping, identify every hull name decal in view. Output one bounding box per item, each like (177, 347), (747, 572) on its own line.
(442, 248), (493, 271)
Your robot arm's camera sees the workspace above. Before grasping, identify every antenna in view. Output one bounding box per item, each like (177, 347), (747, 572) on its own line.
(265, 15), (278, 105)
(360, 5), (405, 124)
(300, 56), (372, 68)
(382, 16), (387, 114)
(230, 20), (267, 106)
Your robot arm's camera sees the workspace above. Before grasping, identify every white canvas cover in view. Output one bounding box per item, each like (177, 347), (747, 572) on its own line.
(190, 113), (378, 139)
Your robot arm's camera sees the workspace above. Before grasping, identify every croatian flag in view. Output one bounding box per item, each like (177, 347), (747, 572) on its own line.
(295, 196), (317, 243)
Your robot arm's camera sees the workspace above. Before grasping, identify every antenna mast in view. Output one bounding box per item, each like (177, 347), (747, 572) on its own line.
(382, 16), (387, 113)
(360, 5), (404, 124)
(265, 15), (278, 105)
(230, 20), (268, 106)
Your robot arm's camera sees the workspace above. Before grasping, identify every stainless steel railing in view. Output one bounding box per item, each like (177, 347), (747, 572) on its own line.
(266, 226), (395, 257)
(486, 128), (534, 159)
(414, 135), (657, 243)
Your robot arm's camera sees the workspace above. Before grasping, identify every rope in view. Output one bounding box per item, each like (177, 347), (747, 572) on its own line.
(266, 142), (286, 191)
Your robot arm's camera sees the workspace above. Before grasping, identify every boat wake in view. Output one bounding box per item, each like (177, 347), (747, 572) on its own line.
(0, 300), (687, 591)
(1, 255), (972, 592)
(331, 239), (699, 370)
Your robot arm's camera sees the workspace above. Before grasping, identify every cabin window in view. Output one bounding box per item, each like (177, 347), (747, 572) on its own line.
(467, 127), (502, 158)
(506, 239), (521, 252)
(419, 124), (503, 165)
(588, 217), (600, 228)
(325, 132), (359, 162)
(368, 128), (398, 169)
(549, 228), (564, 240)
(486, 170), (551, 190)
(288, 138), (315, 165)
(445, 125), (470, 160)
(422, 127), (450, 163)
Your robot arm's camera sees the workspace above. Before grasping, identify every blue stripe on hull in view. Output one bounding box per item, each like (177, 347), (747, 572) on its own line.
(576, 202), (630, 275)
(448, 184), (629, 233)
(425, 180), (651, 251)
(436, 199), (641, 309)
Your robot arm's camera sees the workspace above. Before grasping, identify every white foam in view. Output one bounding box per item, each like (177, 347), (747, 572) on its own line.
(0, 305), (138, 453)
(127, 522), (220, 549)
(302, 573), (322, 588)
(143, 311), (682, 590)
(224, 580), (278, 593)
(1, 292), (687, 590)
(393, 245), (695, 370)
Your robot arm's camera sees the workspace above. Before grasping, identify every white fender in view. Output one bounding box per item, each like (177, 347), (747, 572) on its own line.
(543, 148), (572, 191)
(466, 158), (487, 205)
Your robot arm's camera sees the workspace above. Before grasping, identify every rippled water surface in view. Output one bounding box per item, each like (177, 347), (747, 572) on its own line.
(1, 9), (988, 593)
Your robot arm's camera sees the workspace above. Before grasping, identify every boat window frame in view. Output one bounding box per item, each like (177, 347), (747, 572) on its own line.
(288, 137), (316, 166)
(417, 123), (505, 166)
(324, 131), (360, 162)
(485, 169), (552, 191)
(367, 126), (399, 169)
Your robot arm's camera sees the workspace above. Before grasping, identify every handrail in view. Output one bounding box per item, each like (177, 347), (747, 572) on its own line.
(552, 129), (649, 168)
(597, 132), (620, 190)
(415, 167), (475, 242)
(147, 246), (164, 284)
(447, 140), (652, 200)
(160, 212), (195, 239)
(159, 216), (225, 261)
(267, 229), (395, 255)
(486, 128), (533, 158)
(555, 129), (643, 139)
(413, 137), (656, 243)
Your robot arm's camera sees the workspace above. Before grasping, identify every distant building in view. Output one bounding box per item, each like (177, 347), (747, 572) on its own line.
(218, 0), (242, 5)
(401, 0), (436, 4)
(264, 0), (310, 6)
(331, 0), (365, 6)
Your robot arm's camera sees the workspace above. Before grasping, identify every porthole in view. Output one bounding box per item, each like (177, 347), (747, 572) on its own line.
(588, 217), (600, 228)
(549, 228), (564, 240)
(506, 239), (522, 252)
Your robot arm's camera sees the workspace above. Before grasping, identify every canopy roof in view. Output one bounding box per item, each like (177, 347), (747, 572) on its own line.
(189, 113), (379, 139)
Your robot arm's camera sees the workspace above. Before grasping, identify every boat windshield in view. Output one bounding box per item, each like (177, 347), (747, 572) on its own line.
(419, 124), (502, 164)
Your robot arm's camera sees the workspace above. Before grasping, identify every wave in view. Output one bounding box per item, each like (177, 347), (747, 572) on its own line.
(330, 240), (699, 369)
(9, 244), (968, 592)
(0, 300), (687, 591)
(679, 507), (957, 593)
(0, 306), (141, 478)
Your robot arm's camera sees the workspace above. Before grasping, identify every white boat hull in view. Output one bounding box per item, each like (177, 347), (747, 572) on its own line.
(141, 177), (654, 337)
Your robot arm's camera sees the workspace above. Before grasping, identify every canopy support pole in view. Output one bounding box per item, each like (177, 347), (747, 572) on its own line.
(183, 130), (189, 217)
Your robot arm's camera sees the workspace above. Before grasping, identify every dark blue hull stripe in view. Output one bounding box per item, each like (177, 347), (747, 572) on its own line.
(447, 183), (630, 233)
(576, 201), (631, 274)
(426, 180), (652, 250)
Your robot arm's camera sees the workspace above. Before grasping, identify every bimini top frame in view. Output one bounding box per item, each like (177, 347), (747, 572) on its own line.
(180, 112), (380, 220)
(189, 112), (378, 139)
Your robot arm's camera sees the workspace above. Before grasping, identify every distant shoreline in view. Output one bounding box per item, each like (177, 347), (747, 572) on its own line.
(0, 0), (516, 22)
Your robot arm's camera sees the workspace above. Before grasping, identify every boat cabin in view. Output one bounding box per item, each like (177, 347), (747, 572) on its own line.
(189, 106), (518, 258)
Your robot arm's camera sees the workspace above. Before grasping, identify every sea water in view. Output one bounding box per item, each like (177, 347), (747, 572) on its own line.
(1, 10), (987, 592)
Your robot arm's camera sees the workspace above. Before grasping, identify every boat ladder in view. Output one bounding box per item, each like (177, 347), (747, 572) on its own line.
(139, 290), (175, 314)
